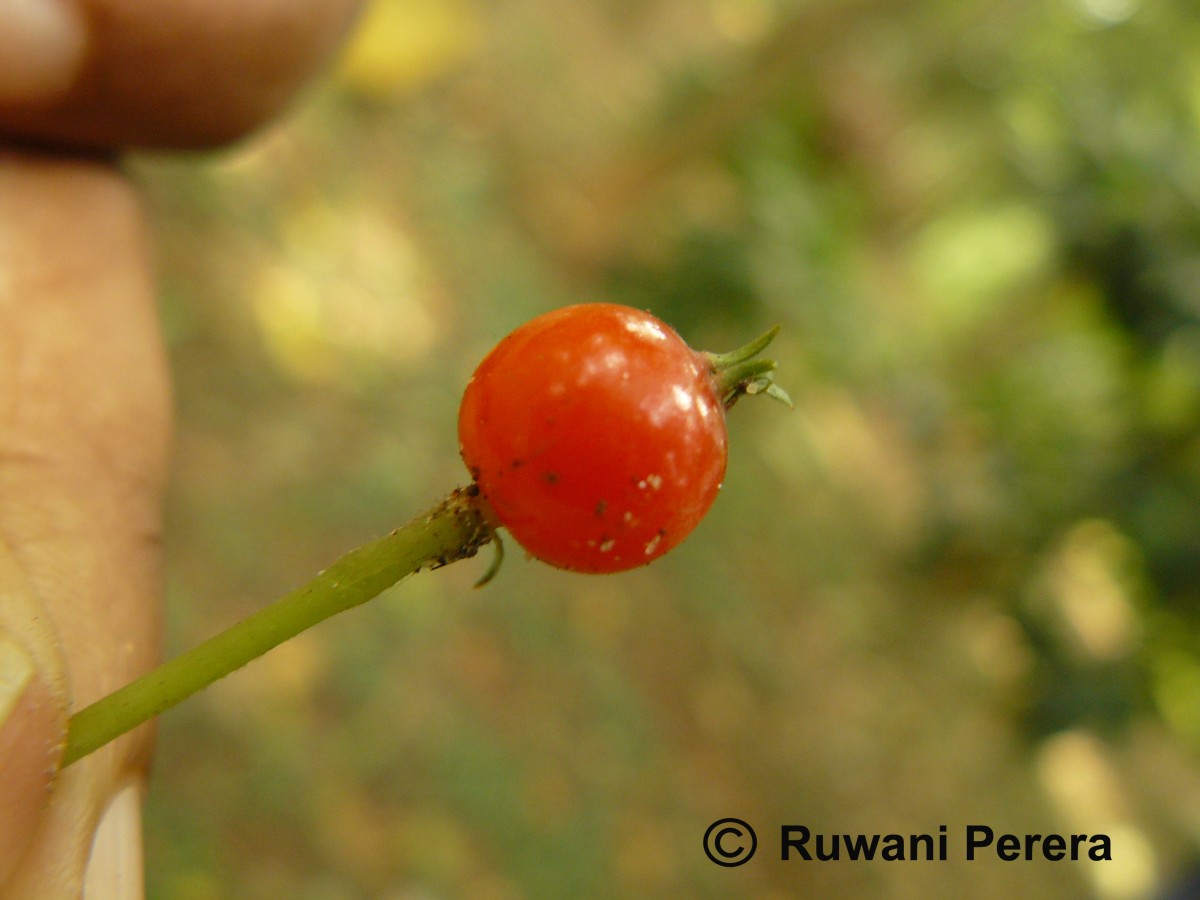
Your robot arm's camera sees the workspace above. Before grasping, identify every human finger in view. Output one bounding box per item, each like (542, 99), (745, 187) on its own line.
(0, 0), (363, 149)
(0, 150), (170, 897)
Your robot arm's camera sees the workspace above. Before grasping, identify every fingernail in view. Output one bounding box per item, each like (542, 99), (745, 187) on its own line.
(0, 0), (88, 103)
(0, 633), (61, 885)
(83, 784), (144, 900)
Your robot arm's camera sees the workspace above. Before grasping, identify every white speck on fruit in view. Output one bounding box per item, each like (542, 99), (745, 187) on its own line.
(646, 474), (663, 490)
(644, 533), (662, 555)
(623, 318), (668, 342)
(600, 539), (615, 553)
(672, 384), (693, 412)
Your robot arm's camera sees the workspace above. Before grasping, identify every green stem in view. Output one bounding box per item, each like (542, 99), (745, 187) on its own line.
(63, 486), (492, 767)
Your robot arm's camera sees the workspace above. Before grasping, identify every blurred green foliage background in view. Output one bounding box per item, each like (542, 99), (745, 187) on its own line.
(134, 0), (1200, 896)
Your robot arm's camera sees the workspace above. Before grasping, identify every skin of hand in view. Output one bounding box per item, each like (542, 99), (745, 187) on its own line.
(0, 152), (169, 898)
(0, 0), (362, 895)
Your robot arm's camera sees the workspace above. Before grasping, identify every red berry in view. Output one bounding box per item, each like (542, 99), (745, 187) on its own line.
(458, 303), (728, 573)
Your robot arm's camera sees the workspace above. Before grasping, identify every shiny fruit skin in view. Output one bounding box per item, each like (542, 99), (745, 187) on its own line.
(458, 304), (727, 573)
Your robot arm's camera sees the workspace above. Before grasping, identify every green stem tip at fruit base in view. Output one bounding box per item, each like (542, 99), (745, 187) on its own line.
(63, 322), (788, 767)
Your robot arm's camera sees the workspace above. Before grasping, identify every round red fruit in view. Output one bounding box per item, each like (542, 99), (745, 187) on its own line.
(458, 304), (727, 573)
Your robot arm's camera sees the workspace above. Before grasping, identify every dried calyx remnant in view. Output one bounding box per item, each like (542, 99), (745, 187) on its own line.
(421, 484), (498, 578)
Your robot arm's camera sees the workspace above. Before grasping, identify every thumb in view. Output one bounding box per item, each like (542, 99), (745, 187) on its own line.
(0, 546), (68, 887)
(0, 0), (87, 105)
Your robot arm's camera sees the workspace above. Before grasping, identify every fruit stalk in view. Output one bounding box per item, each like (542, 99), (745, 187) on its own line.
(63, 487), (492, 766)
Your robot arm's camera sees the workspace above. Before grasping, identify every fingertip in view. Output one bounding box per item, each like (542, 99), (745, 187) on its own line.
(0, 635), (66, 887)
(0, 0), (88, 105)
